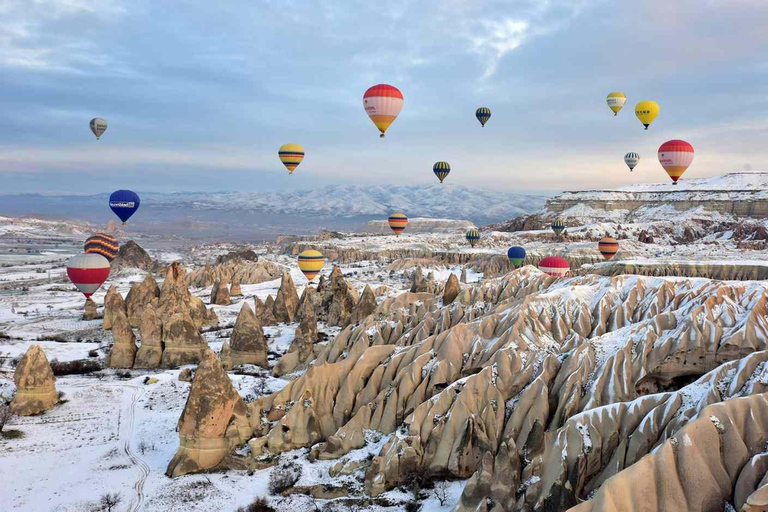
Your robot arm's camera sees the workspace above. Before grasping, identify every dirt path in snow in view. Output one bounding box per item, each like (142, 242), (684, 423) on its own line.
(120, 384), (150, 512)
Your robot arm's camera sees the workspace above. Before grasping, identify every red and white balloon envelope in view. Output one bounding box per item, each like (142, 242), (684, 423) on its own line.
(538, 256), (570, 277)
(67, 253), (111, 298)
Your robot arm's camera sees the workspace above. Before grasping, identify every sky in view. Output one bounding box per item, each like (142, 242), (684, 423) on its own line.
(1, 0), (767, 194)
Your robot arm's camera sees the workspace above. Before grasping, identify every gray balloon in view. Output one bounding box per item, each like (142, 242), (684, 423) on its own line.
(90, 118), (108, 139)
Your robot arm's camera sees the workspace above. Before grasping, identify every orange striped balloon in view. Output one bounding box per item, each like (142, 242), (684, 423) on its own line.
(388, 213), (408, 236)
(658, 140), (694, 185)
(363, 84), (403, 138)
(598, 237), (619, 260)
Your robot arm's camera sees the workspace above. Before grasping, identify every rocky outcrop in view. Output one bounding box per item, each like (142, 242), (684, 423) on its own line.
(166, 349), (250, 477)
(587, 260), (768, 280)
(273, 271), (300, 324)
(107, 308), (137, 368)
(10, 345), (58, 416)
(179, 368), (194, 382)
(223, 303), (267, 369)
(216, 250), (258, 265)
(349, 285), (377, 325)
(134, 307), (163, 368)
(210, 280), (231, 306)
(273, 287), (319, 376)
(125, 273), (160, 328)
(111, 240), (153, 271)
(322, 266), (358, 327)
(460, 267), (467, 283)
(161, 312), (209, 367)
(442, 273), (460, 305)
(83, 297), (99, 320)
(229, 281), (243, 297)
(186, 257), (281, 288)
(103, 285), (126, 330)
(258, 295), (277, 326)
(157, 262), (217, 328)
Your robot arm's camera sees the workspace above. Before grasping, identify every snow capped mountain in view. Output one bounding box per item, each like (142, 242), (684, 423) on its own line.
(147, 184), (548, 222)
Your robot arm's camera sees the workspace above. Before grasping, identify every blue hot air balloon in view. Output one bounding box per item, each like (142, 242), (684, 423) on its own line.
(551, 219), (566, 237)
(109, 190), (140, 225)
(507, 246), (526, 267)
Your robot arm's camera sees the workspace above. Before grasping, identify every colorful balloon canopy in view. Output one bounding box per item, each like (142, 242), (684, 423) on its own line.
(67, 253), (111, 298)
(476, 107), (491, 127)
(658, 140), (694, 185)
(466, 228), (480, 247)
(538, 256), (570, 277)
(598, 237), (619, 261)
(363, 84), (403, 138)
(388, 213), (408, 236)
(84, 233), (119, 262)
(606, 92), (626, 116)
(433, 161), (451, 183)
(624, 152), (640, 172)
(507, 246), (526, 267)
(551, 219), (566, 237)
(297, 250), (324, 282)
(278, 143), (304, 174)
(635, 100), (659, 130)
(109, 190), (140, 225)
(90, 118), (107, 139)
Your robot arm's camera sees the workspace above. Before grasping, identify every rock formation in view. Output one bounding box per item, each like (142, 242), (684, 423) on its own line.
(83, 297), (99, 320)
(125, 273), (160, 328)
(186, 254), (281, 288)
(107, 308), (137, 368)
(111, 240), (153, 271)
(222, 303), (267, 369)
(273, 271), (300, 323)
(161, 312), (209, 367)
(166, 349), (250, 477)
(210, 280), (231, 306)
(460, 267), (467, 283)
(322, 266), (358, 327)
(442, 273), (460, 305)
(349, 285), (377, 325)
(229, 280), (243, 297)
(157, 262), (218, 328)
(258, 295), (277, 326)
(10, 345), (58, 416)
(103, 285), (126, 330)
(179, 368), (194, 382)
(228, 267), (768, 510)
(134, 307), (163, 368)
(216, 250), (258, 265)
(273, 287), (319, 376)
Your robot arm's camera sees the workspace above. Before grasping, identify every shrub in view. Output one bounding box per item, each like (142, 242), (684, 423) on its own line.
(404, 502), (421, 512)
(99, 492), (122, 512)
(236, 496), (275, 512)
(268, 461), (302, 495)
(115, 370), (132, 379)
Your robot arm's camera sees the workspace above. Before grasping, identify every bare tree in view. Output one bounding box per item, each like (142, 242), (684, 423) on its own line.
(0, 400), (10, 432)
(433, 481), (450, 507)
(99, 492), (122, 512)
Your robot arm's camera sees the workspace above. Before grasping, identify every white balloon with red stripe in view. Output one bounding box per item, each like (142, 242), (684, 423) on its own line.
(67, 253), (111, 297)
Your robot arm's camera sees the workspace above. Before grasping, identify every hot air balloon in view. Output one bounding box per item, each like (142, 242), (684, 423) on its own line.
(476, 107), (491, 127)
(84, 233), (119, 262)
(109, 190), (140, 225)
(507, 246), (526, 267)
(538, 256), (570, 277)
(297, 250), (324, 282)
(598, 237), (619, 260)
(624, 152), (640, 172)
(278, 143), (304, 174)
(658, 140), (694, 185)
(388, 213), (408, 236)
(67, 253), (111, 298)
(433, 161), (451, 183)
(606, 92), (626, 116)
(551, 219), (566, 237)
(466, 228), (480, 247)
(90, 118), (107, 139)
(635, 100), (659, 130)
(363, 84), (403, 138)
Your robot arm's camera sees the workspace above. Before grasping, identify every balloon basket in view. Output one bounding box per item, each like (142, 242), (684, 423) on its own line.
(122, 222), (126, 226)
(379, 133), (385, 138)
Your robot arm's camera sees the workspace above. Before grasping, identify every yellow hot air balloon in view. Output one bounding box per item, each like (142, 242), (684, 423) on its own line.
(635, 100), (659, 130)
(279, 143), (305, 174)
(297, 250), (324, 281)
(606, 92), (626, 116)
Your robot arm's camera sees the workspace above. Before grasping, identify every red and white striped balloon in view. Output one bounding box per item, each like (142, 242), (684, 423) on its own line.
(538, 256), (570, 277)
(66, 253), (111, 297)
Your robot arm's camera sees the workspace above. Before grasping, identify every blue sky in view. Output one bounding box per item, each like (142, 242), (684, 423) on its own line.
(1, 0), (767, 193)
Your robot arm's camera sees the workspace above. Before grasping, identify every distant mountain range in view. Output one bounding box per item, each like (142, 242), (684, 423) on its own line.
(0, 184), (549, 225)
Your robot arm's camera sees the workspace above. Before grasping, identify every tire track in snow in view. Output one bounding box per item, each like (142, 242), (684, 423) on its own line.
(121, 385), (150, 512)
